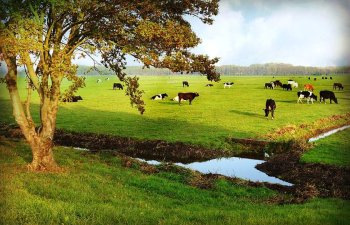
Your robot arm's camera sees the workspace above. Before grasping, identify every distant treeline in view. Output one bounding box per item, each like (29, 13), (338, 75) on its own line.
(76, 63), (350, 76)
(217, 63), (350, 76)
(17, 63), (350, 77)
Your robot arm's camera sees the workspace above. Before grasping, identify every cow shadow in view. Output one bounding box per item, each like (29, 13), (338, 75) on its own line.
(154, 101), (178, 105)
(276, 100), (297, 103)
(229, 109), (263, 118)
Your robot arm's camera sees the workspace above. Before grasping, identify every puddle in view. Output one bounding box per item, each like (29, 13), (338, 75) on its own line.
(137, 157), (293, 186)
(308, 125), (350, 142)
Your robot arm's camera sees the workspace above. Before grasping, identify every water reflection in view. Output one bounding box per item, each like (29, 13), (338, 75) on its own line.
(137, 157), (293, 186)
(308, 125), (350, 142)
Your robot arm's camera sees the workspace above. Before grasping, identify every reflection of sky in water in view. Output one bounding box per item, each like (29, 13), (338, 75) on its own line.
(308, 125), (350, 142)
(137, 157), (293, 186)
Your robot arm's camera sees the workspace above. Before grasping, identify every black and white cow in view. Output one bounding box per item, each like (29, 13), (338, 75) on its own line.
(282, 83), (292, 91)
(224, 82), (234, 88)
(96, 79), (102, 83)
(182, 81), (189, 87)
(320, 90), (338, 104)
(264, 83), (274, 89)
(205, 84), (214, 87)
(264, 99), (276, 119)
(151, 93), (168, 100)
(297, 91), (317, 104)
(113, 83), (123, 90)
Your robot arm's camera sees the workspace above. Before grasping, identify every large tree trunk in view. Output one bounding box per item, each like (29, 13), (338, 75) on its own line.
(27, 134), (59, 171)
(4, 54), (61, 172)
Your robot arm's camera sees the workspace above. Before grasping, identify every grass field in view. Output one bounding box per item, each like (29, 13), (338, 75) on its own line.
(0, 75), (349, 150)
(1, 138), (349, 225)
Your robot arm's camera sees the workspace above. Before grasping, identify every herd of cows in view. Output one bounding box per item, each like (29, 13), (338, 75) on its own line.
(65, 76), (344, 120)
(263, 79), (343, 119)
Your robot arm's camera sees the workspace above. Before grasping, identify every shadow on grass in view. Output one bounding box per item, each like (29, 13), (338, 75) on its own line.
(152, 101), (178, 105)
(0, 99), (253, 152)
(276, 100), (297, 103)
(229, 109), (263, 118)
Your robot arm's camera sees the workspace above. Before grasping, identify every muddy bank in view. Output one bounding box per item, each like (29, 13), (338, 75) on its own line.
(257, 150), (350, 200)
(0, 124), (233, 163)
(54, 129), (235, 163)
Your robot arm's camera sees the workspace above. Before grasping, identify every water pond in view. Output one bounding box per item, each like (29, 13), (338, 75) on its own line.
(137, 157), (293, 186)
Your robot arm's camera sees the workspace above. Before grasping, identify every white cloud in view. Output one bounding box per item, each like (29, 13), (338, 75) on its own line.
(190, 0), (350, 66)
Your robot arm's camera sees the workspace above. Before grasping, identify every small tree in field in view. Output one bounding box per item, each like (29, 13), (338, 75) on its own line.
(0, 0), (220, 171)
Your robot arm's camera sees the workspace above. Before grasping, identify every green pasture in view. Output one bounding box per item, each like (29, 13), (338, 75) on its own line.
(1, 139), (349, 225)
(0, 75), (349, 150)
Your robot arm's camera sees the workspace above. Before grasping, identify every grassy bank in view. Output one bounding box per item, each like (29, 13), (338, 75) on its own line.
(0, 75), (349, 150)
(1, 137), (349, 225)
(301, 128), (350, 167)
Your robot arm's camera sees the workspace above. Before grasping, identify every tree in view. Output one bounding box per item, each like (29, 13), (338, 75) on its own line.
(0, 0), (220, 171)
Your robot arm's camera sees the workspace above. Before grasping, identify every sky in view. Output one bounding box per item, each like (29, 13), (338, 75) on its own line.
(1, 0), (349, 72)
(189, 0), (350, 67)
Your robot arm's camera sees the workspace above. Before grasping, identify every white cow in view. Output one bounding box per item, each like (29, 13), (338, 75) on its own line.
(172, 96), (187, 102)
(224, 82), (234, 88)
(288, 80), (298, 88)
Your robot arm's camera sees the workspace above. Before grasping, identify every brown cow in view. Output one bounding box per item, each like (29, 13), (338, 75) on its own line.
(178, 92), (199, 105)
(304, 84), (314, 91)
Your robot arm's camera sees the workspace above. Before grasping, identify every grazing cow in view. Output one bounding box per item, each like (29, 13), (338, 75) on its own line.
(224, 82), (234, 88)
(182, 81), (189, 87)
(96, 79), (102, 83)
(333, 83), (344, 90)
(113, 83), (123, 90)
(297, 91), (317, 104)
(320, 90), (338, 104)
(264, 83), (273, 89)
(264, 99), (276, 119)
(105, 77), (110, 80)
(273, 80), (282, 87)
(304, 84), (314, 91)
(72, 95), (83, 102)
(330, 77), (333, 80)
(308, 77), (311, 80)
(205, 84), (214, 87)
(178, 92), (199, 105)
(151, 93), (168, 100)
(282, 84), (292, 91)
(62, 95), (83, 102)
(287, 80), (298, 88)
